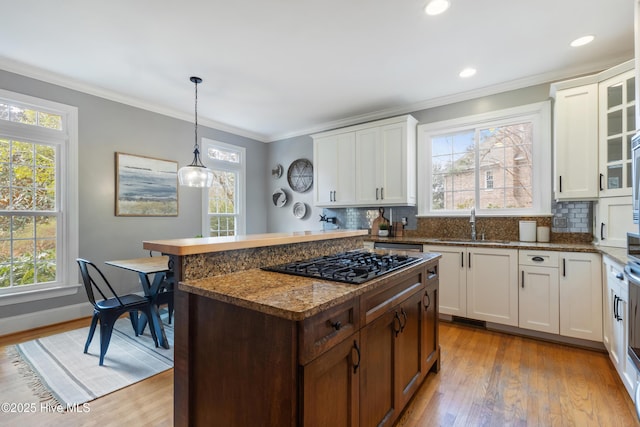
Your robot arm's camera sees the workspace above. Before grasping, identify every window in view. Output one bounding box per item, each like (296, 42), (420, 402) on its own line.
(0, 89), (79, 303)
(202, 139), (245, 237)
(417, 101), (551, 216)
(485, 170), (494, 190)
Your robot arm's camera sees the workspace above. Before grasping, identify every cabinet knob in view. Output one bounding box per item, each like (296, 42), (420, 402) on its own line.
(330, 320), (342, 331)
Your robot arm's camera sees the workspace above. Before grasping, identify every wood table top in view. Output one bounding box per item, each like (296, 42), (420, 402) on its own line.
(105, 256), (170, 274)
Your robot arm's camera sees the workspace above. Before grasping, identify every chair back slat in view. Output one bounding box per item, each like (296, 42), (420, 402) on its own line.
(76, 258), (125, 308)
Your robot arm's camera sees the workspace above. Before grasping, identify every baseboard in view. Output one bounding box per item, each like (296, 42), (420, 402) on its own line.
(0, 302), (93, 336)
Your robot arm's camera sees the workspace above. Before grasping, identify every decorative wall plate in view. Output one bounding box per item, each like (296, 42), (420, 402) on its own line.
(272, 188), (287, 207)
(293, 202), (307, 219)
(271, 164), (283, 179)
(287, 159), (313, 193)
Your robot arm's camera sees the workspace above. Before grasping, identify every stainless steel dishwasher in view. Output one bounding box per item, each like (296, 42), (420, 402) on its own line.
(373, 242), (424, 252)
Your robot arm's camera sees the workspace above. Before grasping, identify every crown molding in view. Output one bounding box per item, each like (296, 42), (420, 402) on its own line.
(0, 57), (270, 142)
(266, 53), (633, 142)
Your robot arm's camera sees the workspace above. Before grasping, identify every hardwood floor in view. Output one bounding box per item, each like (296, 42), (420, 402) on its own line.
(1, 319), (638, 426)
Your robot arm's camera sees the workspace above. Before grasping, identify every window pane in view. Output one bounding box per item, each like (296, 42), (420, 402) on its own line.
(0, 102), (63, 130)
(207, 147), (240, 163)
(209, 170), (236, 214)
(431, 131), (476, 211)
(477, 123), (533, 210)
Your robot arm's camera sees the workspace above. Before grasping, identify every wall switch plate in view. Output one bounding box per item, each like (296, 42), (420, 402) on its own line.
(553, 217), (568, 228)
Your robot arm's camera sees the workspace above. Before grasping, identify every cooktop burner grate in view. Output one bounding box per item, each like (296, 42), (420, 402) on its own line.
(262, 251), (422, 284)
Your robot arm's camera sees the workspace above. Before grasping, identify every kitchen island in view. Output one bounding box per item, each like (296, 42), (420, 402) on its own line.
(143, 230), (441, 427)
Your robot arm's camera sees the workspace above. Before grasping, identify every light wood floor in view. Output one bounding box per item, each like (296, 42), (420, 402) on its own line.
(1, 319), (638, 426)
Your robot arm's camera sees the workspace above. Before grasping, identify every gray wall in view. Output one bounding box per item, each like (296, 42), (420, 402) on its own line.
(266, 135), (325, 232)
(0, 70), (268, 319)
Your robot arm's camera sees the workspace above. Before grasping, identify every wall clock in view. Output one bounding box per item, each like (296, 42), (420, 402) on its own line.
(287, 159), (313, 193)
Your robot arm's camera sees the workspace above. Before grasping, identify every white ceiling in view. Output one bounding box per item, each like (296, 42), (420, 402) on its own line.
(0, 0), (634, 142)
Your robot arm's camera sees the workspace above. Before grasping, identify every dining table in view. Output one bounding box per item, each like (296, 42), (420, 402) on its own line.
(105, 255), (172, 349)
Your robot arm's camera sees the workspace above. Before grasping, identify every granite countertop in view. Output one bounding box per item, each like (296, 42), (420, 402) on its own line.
(179, 252), (441, 321)
(368, 236), (629, 265)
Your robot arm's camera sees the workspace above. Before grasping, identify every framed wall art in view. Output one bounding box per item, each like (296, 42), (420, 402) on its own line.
(115, 152), (178, 217)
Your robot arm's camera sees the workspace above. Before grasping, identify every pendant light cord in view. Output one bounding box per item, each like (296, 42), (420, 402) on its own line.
(189, 76), (203, 167)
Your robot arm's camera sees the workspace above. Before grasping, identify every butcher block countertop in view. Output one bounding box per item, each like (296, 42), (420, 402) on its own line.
(179, 251), (441, 321)
(143, 229), (368, 256)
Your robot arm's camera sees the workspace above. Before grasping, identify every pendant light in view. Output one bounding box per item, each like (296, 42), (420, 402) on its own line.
(178, 76), (214, 188)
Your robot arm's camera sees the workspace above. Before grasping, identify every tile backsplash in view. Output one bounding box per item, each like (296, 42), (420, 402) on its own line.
(323, 200), (593, 242)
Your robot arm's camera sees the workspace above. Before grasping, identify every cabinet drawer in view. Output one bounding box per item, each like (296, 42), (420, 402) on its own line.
(298, 298), (360, 365)
(360, 268), (424, 325)
(519, 250), (559, 268)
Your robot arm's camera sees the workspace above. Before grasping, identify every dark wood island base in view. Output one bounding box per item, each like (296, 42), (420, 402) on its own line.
(174, 258), (440, 427)
(143, 231), (440, 426)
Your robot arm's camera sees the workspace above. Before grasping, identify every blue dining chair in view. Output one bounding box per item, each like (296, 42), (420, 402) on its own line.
(77, 258), (159, 365)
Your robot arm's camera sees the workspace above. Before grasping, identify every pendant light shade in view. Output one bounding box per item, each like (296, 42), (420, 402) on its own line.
(178, 76), (214, 188)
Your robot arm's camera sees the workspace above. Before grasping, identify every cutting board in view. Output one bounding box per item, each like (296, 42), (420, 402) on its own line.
(371, 207), (388, 235)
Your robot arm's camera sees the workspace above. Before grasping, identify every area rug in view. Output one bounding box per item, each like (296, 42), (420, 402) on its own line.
(7, 315), (173, 407)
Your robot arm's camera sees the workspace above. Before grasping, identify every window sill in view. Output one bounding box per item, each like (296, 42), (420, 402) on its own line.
(0, 283), (82, 306)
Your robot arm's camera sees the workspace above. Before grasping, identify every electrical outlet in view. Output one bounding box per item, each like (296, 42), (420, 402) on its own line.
(553, 217), (568, 228)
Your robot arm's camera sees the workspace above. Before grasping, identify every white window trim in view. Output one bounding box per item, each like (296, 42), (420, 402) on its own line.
(417, 101), (551, 217)
(201, 138), (246, 236)
(0, 89), (80, 306)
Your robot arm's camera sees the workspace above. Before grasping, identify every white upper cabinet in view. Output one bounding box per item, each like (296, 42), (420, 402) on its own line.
(598, 68), (636, 198)
(313, 133), (356, 205)
(551, 60), (635, 201)
(313, 115), (417, 207)
(553, 83), (599, 200)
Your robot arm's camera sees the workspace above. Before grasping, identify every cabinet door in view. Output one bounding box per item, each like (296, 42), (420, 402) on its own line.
(424, 245), (466, 317)
(313, 133), (356, 206)
(379, 122), (410, 205)
(355, 127), (380, 205)
(559, 252), (603, 341)
(598, 69), (636, 198)
(466, 248), (519, 326)
(301, 333), (360, 427)
(313, 135), (339, 205)
(395, 289), (424, 410)
(554, 84), (599, 200)
(596, 196), (635, 248)
(519, 265), (559, 334)
(359, 310), (396, 427)
(602, 256), (617, 353)
(422, 280), (440, 373)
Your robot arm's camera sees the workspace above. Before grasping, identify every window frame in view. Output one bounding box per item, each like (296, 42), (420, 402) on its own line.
(417, 101), (551, 217)
(201, 138), (246, 237)
(0, 89), (80, 305)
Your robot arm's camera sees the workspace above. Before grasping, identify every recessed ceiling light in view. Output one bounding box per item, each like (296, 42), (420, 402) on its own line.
(425, 0), (450, 16)
(459, 67), (477, 78)
(570, 35), (595, 47)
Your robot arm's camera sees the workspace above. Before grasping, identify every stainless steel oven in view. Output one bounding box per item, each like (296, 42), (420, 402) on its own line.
(631, 132), (640, 224)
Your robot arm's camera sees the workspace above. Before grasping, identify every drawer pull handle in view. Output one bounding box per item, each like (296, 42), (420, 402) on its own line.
(393, 311), (402, 337)
(423, 292), (431, 309)
(330, 320), (342, 331)
(352, 340), (361, 374)
(532, 256), (544, 262)
(399, 308), (407, 332)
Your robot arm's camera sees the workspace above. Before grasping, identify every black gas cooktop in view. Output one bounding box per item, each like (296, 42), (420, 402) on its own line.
(261, 250), (422, 284)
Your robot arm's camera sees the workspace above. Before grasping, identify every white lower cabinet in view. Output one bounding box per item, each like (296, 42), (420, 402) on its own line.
(428, 244), (603, 342)
(559, 252), (603, 341)
(423, 245), (467, 317)
(425, 245), (518, 326)
(603, 255), (636, 398)
(518, 250), (560, 334)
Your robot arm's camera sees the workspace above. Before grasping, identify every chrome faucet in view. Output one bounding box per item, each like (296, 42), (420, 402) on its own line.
(470, 208), (476, 241)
